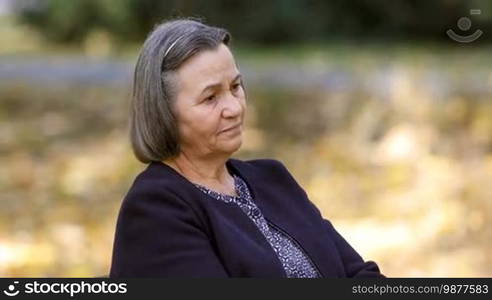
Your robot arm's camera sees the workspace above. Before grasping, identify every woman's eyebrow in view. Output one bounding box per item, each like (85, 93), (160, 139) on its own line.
(199, 74), (242, 96)
(231, 73), (242, 83)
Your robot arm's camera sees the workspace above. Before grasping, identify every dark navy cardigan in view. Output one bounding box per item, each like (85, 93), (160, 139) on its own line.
(109, 158), (385, 278)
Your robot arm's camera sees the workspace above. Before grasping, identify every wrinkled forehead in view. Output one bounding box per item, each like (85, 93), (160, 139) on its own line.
(174, 44), (240, 95)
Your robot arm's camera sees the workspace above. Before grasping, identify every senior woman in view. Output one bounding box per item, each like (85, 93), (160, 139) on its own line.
(109, 18), (385, 278)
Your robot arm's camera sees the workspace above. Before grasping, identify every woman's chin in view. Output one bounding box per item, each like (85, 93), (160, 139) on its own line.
(218, 137), (243, 154)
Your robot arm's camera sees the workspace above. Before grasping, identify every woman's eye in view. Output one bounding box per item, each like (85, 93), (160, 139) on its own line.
(204, 94), (216, 102)
(232, 83), (241, 91)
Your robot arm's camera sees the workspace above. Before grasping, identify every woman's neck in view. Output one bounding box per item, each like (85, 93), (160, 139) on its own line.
(162, 153), (235, 194)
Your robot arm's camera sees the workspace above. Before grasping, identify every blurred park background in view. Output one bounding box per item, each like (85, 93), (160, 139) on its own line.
(1, 0), (492, 277)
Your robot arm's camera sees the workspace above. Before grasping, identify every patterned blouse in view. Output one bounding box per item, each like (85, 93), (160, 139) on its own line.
(193, 173), (321, 278)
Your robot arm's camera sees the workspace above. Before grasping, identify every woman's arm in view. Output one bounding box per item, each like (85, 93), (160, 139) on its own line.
(323, 219), (386, 278)
(265, 159), (385, 278)
(109, 185), (229, 278)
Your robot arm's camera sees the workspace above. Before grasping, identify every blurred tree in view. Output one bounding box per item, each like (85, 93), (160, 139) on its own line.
(12, 0), (492, 45)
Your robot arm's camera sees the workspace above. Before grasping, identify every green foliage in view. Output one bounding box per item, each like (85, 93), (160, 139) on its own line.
(14, 0), (492, 45)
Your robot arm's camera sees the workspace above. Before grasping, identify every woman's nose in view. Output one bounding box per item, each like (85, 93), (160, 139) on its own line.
(222, 94), (243, 118)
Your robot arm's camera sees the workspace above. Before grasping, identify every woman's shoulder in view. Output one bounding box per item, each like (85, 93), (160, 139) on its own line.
(120, 161), (195, 211)
(126, 162), (177, 194)
(229, 157), (297, 183)
(114, 162), (209, 235)
(231, 157), (321, 217)
(230, 157), (290, 174)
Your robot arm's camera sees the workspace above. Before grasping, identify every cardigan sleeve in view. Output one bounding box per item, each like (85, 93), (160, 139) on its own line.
(322, 219), (386, 278)
(266, 159), (385, 278)
(109, 182), (229, 278)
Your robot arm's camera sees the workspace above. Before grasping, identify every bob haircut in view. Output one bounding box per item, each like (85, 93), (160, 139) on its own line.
(130, 18), (231, 163)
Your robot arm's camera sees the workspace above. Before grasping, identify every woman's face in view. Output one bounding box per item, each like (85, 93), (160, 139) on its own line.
(172, 43), (246, 159)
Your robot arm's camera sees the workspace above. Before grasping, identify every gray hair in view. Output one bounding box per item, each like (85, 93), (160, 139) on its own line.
(130, 18), (231, 163)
